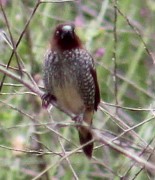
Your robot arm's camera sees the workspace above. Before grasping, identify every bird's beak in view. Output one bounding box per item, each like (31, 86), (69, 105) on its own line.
(61, 25), (74, 39)
(61, 30), (74, 39)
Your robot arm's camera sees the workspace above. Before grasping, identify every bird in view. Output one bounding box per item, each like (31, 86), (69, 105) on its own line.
(42, 23), (100, 158)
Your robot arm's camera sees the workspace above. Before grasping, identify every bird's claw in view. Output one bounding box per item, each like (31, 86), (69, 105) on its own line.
(72, 114), (83, 125)
(42, 93), (56, 108)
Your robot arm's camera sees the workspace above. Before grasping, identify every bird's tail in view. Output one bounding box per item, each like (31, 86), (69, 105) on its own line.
(77, 109), (94, 158)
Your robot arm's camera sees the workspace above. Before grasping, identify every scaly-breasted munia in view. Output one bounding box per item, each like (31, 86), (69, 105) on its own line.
(42, 23), (100, 158)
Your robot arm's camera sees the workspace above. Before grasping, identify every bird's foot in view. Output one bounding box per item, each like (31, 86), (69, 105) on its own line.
(72, 114), (83, 125)
(42, 93), (56, 108)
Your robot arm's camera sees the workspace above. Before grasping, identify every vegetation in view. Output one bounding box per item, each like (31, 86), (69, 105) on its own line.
(0, 0), (155, 179)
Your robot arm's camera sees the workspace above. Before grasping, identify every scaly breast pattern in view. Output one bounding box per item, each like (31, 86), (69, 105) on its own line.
(43, 48), (95, 115)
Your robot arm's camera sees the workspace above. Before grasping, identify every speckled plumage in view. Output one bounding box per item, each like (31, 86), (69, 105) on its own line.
(43, 48), (96, 113)
(42, 23), (100, 158)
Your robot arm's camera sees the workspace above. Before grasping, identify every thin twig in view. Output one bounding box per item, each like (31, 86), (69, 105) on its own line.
(132, 145), (155, 179)
(0, 1), (40, 92)
(40, 0), (78, 3)
(101, 101), (155, 111)
(99, 106), (152, 151)
(111, 116), (155, 142)
(123, 136), (155, 179)
(92, 157), (120, 178)
(32, 139), (95, 180)
(93, 130), (155, 171)
(97, 62), (155, 99)
(0, 144), (58, 155)
(58, 138), (79, 180)
(32, 127), (155, 179)
(0, 65), (42, 96)
(113, 0), (118, 111)
(115, 4), (155, 64)
(0, 3), (22, 78)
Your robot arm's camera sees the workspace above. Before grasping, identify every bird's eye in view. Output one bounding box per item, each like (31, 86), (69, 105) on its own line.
(56, 30), (59, 36)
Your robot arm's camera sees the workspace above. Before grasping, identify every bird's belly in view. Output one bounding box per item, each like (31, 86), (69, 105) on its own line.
(54, 83), (84, 115)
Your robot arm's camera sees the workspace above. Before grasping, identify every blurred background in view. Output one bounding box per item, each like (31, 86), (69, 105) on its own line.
(1, 0), (155, 179)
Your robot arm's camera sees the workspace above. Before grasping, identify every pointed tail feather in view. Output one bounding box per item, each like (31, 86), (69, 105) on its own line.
(77, 109), (94, 158)
(78, 127), (93, 158)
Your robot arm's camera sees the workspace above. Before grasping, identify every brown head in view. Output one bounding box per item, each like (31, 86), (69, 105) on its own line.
(51, 23), (82, 51)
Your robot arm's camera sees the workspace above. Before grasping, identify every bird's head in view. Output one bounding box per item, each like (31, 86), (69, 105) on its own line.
(51, 23), (82, 51)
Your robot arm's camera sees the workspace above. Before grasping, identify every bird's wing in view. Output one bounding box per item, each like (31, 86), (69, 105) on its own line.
(89, 66), (100, 111)
(78, 50), (100, 111)
(43, 50), (55, 93)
